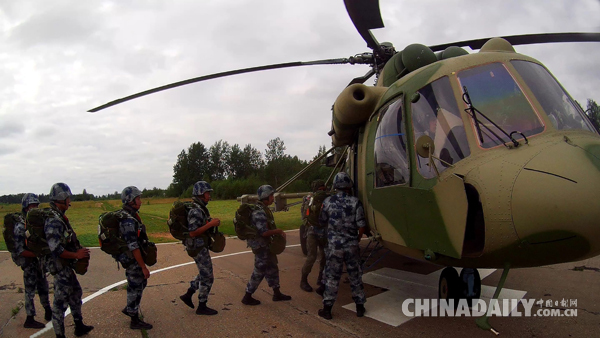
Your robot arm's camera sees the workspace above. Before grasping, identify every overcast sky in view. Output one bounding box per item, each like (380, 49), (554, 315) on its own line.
(1, 0), (599, 197)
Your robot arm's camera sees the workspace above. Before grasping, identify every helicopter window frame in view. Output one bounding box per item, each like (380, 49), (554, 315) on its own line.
(374, 95), (410, 188)
(456, 62), (546, 149)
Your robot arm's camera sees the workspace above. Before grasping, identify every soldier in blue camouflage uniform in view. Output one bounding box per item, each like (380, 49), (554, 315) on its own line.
(43, 183), (94, 338)
(317, 173), (367, 320)
(11, 193), (51, 329)
(115, 186), (153, 330)
(300, 180), (328, 292)
(241, 185), (292, 305)
(179, 181), (221, 315)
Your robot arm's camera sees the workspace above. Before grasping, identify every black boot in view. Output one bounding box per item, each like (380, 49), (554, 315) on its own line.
(272, 288), (292, 301)
(44, 306), (52, 321)
(315, 284), (325, 297)
(130, 316), (153, 330)
(242, 292), (261, 306)
(300, 273), (313, 292)
(23, 315), (45, 329)
(196, 302), (218, 315)
(55, 335), (66, 338)
(74, 319), (94, 336)
(356, 303), (366, 317)
(318, 305), (333, 320)
(121, 307), (134, 317)
(180, 288), (196, 309)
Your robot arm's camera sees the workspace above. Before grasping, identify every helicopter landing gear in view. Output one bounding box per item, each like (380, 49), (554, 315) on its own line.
(475, 264), (510, 336)
(438, 267), (460, 302)
(459, 268), (481, 307)
(299, 224), (308, 256)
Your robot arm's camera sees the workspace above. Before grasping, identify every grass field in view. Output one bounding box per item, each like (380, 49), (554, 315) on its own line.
(0, 198), (304, 250)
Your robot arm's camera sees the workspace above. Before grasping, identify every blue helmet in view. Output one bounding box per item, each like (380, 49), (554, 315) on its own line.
(333, 172), (353, 190)
(121, 186), (142, 204)
(257, 185), (275, 200)
(193, 181), (213, 196)
(49, 183), (72, 201)
(21, 193), (40, 210)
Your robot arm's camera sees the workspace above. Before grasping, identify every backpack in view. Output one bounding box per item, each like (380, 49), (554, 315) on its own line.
(98, 210), (131, 256)
(167, 201), (194, 240)
(2, 213), (22, 253)
(233, 203), (260, 240)
(300, 194), (311, 220)
(306, 190), (329, 227)
(24, 208), (53, 256)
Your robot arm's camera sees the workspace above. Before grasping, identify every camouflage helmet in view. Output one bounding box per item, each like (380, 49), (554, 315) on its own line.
(193, 181), (213, 196)
(333, 172), (353, 190)
(121, 186), (142, 204)
(311, 179), (326, 192)
(257, 185), (275, 200)
(49, 183), (73, 201)
(21, 193), (40, 210)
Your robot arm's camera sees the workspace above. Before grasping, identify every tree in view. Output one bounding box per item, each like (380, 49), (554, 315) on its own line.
(172, 142), (210, 196)
(586, 99), (600, 133)
(265, 137), (286, 163)
(207, 140), (230, 181)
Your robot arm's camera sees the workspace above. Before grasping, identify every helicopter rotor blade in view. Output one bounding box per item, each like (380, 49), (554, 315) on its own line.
(343, 0), (385, 53)
(429, 32), (600, 52)
(88, 58), (352, 112)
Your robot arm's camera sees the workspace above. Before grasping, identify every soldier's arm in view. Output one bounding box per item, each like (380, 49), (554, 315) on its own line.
(14, 223), (36, 258)
(45, 216), (88, 259)
(120, 218), (150, 278)
(251, 210), (282, 237)
(188, 208), (220, 237)
(318, 200), (329, 227)
(356, 201), (367, 240)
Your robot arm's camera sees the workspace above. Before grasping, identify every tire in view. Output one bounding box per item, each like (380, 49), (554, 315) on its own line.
(300, 224), (308, 256)
(439, 267), (460, 305)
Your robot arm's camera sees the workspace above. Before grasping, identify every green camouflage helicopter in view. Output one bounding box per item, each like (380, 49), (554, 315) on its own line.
(89, 0), (600, 332)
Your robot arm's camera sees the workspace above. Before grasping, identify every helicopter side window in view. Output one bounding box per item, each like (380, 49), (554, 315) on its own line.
(411, 77), (470, 179)
(511, 60), (595, 132)
(374, 97), (409, 187)
(457, 63), (545, 148)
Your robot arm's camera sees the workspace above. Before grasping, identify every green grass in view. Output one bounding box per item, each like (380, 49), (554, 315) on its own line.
(1, 198), (304, 250)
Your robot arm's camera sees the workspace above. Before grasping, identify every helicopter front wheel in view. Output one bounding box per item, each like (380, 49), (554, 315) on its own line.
(438, 267), (460, 303)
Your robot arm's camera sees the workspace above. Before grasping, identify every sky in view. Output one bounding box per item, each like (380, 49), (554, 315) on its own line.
(0, 0), (599, 197)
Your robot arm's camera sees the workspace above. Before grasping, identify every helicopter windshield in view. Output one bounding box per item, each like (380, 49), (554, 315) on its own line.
(412, 76), (470, 179)
(374, 97), (410, 187)
(511, 60), (595, 132)
(457, 63), (545, 148)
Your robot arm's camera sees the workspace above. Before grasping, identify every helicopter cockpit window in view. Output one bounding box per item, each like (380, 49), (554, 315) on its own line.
(457, 63), (545, 148)
(374, 97), (409, 187)
(411, 76), (470, 179)
(511, 60), (595, 132)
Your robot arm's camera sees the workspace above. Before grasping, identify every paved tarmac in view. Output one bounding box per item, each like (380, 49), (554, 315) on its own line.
(1, 230), (599, 338)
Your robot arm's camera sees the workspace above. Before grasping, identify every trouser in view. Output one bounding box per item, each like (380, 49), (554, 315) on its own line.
(301, 234), (326, 280)
(51, 267), (83, 336)
(245, 248), (280, 294)
(322, 245), (366, 307)
(22, 260), (50, 316)
(189, 247), (214, 303)
(125, 262), (148, 316)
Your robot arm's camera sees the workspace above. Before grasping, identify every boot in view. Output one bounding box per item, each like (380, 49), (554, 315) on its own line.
(272, 288), (292, 302)
(180, 288), (196, 309)
(241, 292), (261, 306)
(196, 302), (218, 315)
(318, 305), (333, 320)
(130, 316), (153, 330)
(44, 306), (52, 321)
(73, 319), (94, 336)
(356, 303), (366, 317)
(23, 315), (45, 329)
(315, 284), (325, 297)
(56, 335), (66, 338)
(121, 307), (134, 318)
(300, 273), (313, 292)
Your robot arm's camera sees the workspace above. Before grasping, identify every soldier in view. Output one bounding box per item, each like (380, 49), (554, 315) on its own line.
(11, 193), (51, 329)
(300, 180), (328, 292)
(115, 186), (153, 330)
(179, 181), (221, 315)
(43, 183), (94, 338)
(317, 173), (367, 320)
(241, 185), (291, 305)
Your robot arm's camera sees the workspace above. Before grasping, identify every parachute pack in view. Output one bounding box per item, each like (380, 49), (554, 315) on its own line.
(98, 210), (131, 256)
(306, 190), (329, 227)
(233, 203), (260, 240)
(24, 208), (54, 256)
(167, 201), (193, 240)
(2, 213), (22, 253)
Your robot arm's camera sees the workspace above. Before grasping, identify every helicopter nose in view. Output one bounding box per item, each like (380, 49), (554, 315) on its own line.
(511, 138), (600, 261)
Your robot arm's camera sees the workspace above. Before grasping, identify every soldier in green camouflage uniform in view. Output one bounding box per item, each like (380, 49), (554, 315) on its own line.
(179, 181), (221, 315)
(43, 183), (94, 338)
(317, 173), (367, 320)
(11, 193), (51, 329)
(241, 185), (292, 306)
(300, 180), (328, 292)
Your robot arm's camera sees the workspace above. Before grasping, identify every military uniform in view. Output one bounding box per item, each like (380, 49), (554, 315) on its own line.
(300, 189), (328, 290)
(185, 197), (214, 303)
(245, 200), (280, 293)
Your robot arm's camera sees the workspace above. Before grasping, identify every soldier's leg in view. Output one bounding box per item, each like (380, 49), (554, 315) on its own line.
(34, 261), (51, 311)
(22, 264), (38, 317)
(195, 248), (214, 303)
(323, 248), (344, 307)
(66, 269), (84, 321)
(125, 263), (148, 316)
(344, 246), (366, 305)
(316, 239), (327, 285)
(51, 269), (73, 337)
(264, 252), (280, 289)
(301, 234), (318, 276)
(245, 250), (268, 294)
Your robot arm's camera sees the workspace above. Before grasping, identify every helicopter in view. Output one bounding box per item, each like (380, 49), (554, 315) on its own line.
(88, 0), (600, 332)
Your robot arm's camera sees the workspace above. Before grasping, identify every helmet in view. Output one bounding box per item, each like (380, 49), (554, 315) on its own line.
(257, 185), (275, 200)
(192, 181), (213, 196)
(21, 193), (40, 210)
(49, 183), (72, 201)
(121, 186), (142, 204)
(333, 172), (353, 190)
(311, 179), (325, 192)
